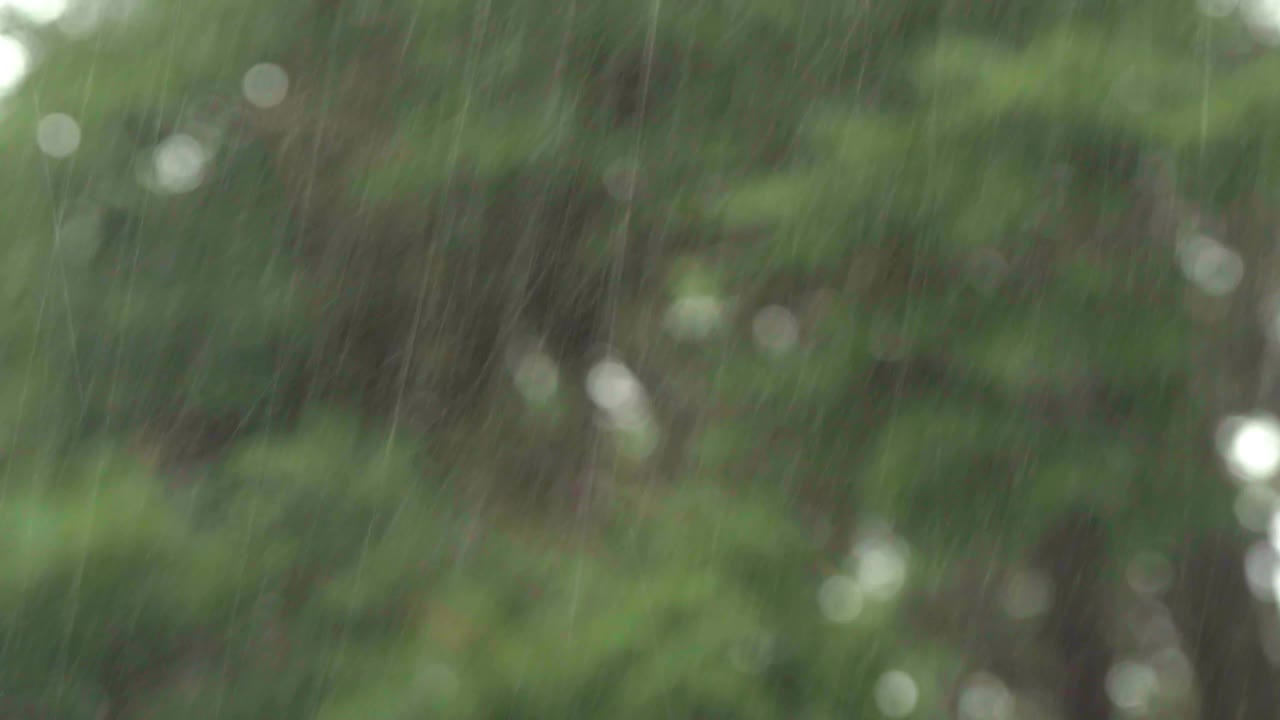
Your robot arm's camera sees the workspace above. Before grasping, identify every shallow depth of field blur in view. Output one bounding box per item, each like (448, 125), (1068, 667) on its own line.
(6, 0), (1280, 717)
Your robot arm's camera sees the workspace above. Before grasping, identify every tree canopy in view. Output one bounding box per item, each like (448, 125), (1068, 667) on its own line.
(2, 0), (1280, 717)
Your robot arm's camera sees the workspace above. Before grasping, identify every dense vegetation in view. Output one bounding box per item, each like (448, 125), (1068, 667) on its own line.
(3, 0), (1280, 717)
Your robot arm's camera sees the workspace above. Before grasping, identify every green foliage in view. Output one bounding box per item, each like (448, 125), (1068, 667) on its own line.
(0, 0), (1271, 715)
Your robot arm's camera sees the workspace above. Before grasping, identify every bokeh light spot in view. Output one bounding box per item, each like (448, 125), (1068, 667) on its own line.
(0, 34), (30, 96)
(874, 670), (919, 718)
(817, 575), (863, 624)
(1218, 413), (1280, 483)
(36, 112), (80, 158)
(242, 62), (289, 109)
(752, 305), (799, 354)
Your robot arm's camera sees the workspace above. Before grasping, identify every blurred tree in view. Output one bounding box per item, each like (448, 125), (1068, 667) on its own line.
(2, 0), (1280, 717)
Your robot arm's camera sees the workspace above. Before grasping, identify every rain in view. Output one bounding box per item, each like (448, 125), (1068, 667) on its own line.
(3, 0), (1280, 718)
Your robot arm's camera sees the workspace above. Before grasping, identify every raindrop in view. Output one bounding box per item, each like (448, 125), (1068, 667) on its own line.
(1217, 413), (1280, 483)
(1176, 233), (1243, 296)
(752, 305), (799, 354)
(849, 535), (910, 601)
(586, 359), (642, 414)
(1126, 552), (1172, 597)
(585, 357), (654, 441)
(1000, 569), (1053, 620)
(664, 294), (726, 341)
(242, 62), (289, 109)
(36, 112), (80, 158)
(958, 673), (1014, 720)
(0, 34), (30, 96)
(149, 134), (208, 194)
(817, 575), (863, 624)
(1105, 660), (1158, 712)
(513, 351), (559, 405)
(874, 670), (919, 718)
(6, 0), (68, 24)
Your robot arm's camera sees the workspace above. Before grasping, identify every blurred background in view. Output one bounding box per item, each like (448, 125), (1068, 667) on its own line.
(2, 0), (1280, 717)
